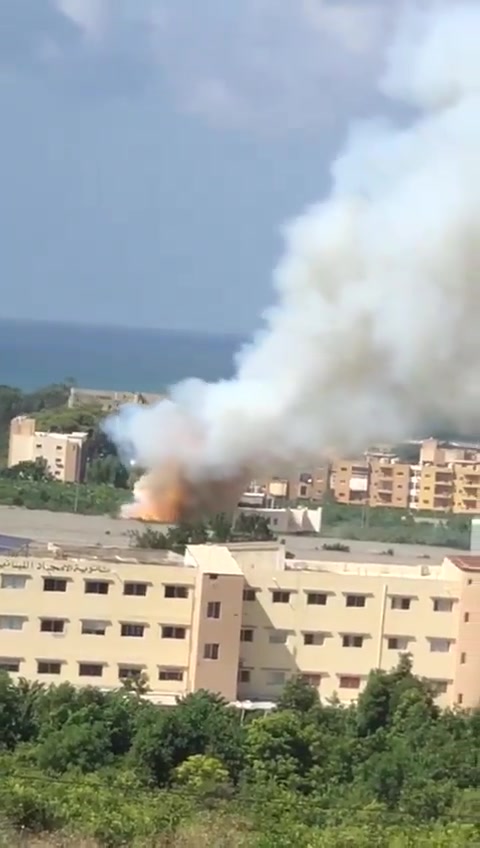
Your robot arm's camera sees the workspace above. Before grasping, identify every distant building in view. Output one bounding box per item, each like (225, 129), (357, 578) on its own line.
(67, 387), (164, 412)
(0, 541), (479, 709)
(236, 500), (322, 534)
(329, 460), (370, 505)
(8, 416), (88, 483)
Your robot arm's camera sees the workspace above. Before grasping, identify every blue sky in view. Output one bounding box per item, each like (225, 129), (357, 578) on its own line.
(0, 0), (400, 332)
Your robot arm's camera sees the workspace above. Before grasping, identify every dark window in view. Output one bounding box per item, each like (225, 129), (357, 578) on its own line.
(161, 626), (186, 640)
(307, 592), (327, 606)
(158, 668), (184, 681)
(0, 660), (20, 672)
(204, 643), (219, 660)
(120, 623), (145, 638)
(118, 666), (143, 680)
(164, 585), (189, 599)
(243, 588), (256, 601)
(79, 663), (103, 678)
(40, 619), (65, 633)
(207, 601), (221, 619)
(238, 669), (251, 683)
(85, 581), (109, 595)
(272, 591), (290, 604)
(43, 578), (67, 593)
(37, 661), (61, 675)
(123, 582), (147, 596)
(346, 595), (366, 608)
(240, 628), (254, 642)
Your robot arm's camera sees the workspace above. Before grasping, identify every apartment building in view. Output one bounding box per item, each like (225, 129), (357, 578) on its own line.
(420, 438), (480, 466)
(329, 460), (369, 505)
(368, 459), (411, 509)
(1, 542), (479, 709)
(8, 417), (88, 483)
(250, 464), (330, 506)
(68, 387), (164, 412)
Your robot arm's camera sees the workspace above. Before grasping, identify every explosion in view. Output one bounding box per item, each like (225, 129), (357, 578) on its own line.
(106, 2), (480, 521)
(123, 462), (247, 524)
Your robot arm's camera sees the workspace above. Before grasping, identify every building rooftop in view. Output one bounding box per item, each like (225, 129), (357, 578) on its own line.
(285, 559), (445, 580)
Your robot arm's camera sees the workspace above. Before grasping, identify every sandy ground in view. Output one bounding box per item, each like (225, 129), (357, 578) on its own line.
(0, 505), (464, 564)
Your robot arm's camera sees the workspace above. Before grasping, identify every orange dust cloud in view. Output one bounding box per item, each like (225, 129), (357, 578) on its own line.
(123, 463), (248, 524)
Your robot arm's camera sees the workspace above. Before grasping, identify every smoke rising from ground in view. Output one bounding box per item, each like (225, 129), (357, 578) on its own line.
(105, 1), (480, 515)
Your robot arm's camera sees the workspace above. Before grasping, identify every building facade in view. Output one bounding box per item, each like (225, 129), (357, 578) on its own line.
(8, 417), (88, 483)
(1, 543), (479, 709)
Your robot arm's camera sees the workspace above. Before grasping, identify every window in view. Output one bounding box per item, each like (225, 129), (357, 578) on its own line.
(391, 596), (411, 611)
(346, 594), (366, 608)
(40, 619), (65, 633)
(85, 580), (109, 595)
(269, 629), (289, 644)
(207, 601), (221, 619)
(429, 638), (451, 653)
(306, 592), (327, 606)
(164, 584), (189, 599)
(120, 623), (145, 638)
(0, 659), (20, 672)
(0, 616), (25, 631)
(161, 626), (186, 640)
(429, 679), (448, 694)
(339, 675), (361, 689)
(301, 673), (321, 686)
(458, 693), (464, 705)
(461, 652), (467, 664)
(37, 661), (61, 675)
(118, 666), (143, 680)
(79, 663), (103, 678)
(1, 574), (27, 590)
(43, 578), (67, 593)
(243, 588), (256, 601)
(204, 643), (219, 660)
(81, 620), (107, 636)
(158, 668), (184, 681)
(303, 632), (325, 646)
(387, 636), (409, 651)
(123, 582), (148, 597)
(299, 485), (307, 496)
(342, 634), (364, 648)
(464, 612), (470, 622)
(238, 668), (251, 683)
(240, 628), (254, 643)
(272, 590), (290, 604)
(266, 670), (286, 686)
(433, 598), (454, 612)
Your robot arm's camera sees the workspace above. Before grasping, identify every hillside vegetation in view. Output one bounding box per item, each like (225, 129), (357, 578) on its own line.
(0, 658), (479, 846)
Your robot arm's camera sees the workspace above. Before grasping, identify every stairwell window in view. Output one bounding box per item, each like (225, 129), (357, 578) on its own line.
(207, 601), (221, 619)
(204, 643), (219, 660)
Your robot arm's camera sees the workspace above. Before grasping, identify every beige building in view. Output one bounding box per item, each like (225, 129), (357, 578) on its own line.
(330, 460), (369, 505)
(420, 438), (480, 466)
(1, 542), (479, 709)
(8, 417), (88, 483)
(68, 387), (164, 412)
(369, 460), (411, 509)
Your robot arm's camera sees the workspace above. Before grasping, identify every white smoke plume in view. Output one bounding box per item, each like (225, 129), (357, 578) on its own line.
(105, 1), (480, 492)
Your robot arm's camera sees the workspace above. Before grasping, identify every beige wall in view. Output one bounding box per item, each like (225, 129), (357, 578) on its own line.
(1, 544), (476, 709)
(369, 460), (411, 509)
(8, 417), (87, 483)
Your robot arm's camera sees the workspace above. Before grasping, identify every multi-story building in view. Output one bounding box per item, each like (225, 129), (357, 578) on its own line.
(8, 417), (88, 483)
(1, 541), (479, 709)
(329, 460), (369, 505)
(368, 459), (411, 509)
(67, 387), (163, 412)
(251, 464), (330, 506)
(420, 438), (480, 466)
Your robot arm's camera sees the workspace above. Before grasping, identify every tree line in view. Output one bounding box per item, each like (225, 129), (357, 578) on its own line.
(0, 657), (479, 845)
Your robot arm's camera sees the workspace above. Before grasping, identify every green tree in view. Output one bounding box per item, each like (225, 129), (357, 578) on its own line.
(0, 458), (52, 482)
(277, 676), (320, 714)
(234, 512), (274, 541)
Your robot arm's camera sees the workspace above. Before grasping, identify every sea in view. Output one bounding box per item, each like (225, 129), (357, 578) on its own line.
(0, 318), (244, 393)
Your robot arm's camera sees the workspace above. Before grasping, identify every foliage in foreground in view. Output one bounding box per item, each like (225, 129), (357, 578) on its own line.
(0, 658), (479, 845)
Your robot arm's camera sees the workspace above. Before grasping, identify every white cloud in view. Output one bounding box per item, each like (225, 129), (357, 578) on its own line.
(5, 0), (407, 132)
